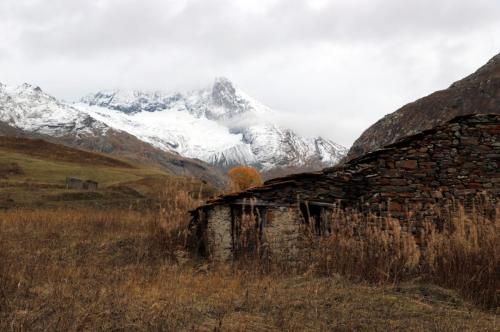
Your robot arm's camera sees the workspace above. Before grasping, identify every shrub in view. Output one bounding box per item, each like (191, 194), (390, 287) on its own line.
(227, 166), (263, 191)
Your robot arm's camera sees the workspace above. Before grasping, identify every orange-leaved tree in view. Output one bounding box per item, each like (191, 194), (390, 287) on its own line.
(227, 166), (263, 191)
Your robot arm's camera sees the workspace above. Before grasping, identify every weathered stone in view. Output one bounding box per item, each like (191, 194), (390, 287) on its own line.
(389, 201), (403, 212)
(390, 178), (407, 186)
(191, 114), (500, 261)
(206, 206), (232, 261)
(396, 160), (418, 169)
(431, 191), (443, 199)
(419, 161), (437, 169)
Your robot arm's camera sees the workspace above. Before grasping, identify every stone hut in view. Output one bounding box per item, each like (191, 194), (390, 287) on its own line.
(66, 177), (99, 190)
(84, 180), (98, 190)
(190, 114), (500, 261)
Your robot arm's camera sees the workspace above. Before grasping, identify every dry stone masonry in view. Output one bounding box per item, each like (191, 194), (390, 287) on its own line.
(190, 114), (500, 261)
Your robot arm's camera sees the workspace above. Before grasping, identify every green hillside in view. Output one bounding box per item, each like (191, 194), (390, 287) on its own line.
(0, 150), (166, 185)
(0, 136), (213, 209)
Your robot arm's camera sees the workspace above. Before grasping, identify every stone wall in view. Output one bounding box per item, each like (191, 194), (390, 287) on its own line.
(195, 114), (499, 260)
(245, 114), (499, 215)
(206, 205), (232, 261)
(204, 204), (304, 262)
(354, 114), (500, 222)
(262, 207), (302, 262)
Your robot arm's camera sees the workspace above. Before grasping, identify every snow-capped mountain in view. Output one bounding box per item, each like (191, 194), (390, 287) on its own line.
(0, 82), (107, 138)
(0, 79), (346, 172)
(0, 82), (228, 187)
(77, 78), (347, 170)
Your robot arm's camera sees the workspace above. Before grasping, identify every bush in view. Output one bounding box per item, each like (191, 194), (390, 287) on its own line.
(227, 166), (263, 191)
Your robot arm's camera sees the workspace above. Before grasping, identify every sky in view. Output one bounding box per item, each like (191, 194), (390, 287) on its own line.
(0, 0), (499, 147)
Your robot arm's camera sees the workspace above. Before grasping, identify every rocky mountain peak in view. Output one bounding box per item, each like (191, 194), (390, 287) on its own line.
(0, 79), (347, 172)
(81, 89), (185, 114)
(75, 79), (347, 170)
(17, 83), (43, 93)
(201, 77), (271, 121)
(211, 77), (238, 109)
(1, 82), (56, 103)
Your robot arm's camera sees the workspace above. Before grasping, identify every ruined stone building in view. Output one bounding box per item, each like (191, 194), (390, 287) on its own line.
(190, 114), (500, 261)
(66, 177), (99, 190)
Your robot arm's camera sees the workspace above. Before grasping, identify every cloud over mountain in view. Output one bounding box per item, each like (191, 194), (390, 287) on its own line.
(0, 0), (499, 146)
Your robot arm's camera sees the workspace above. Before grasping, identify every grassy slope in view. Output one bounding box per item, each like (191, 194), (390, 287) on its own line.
(0, 136), (134, 169)
(0, 137), (496, 330)
(0, 149), (165, 186)
(0, 136), (213, 208)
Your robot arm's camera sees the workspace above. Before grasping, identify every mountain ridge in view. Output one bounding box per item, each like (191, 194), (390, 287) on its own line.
(0, 83), (228, 187)
(0, 78), (346, 184)
(347, 53), (500, 160)
(77, 77), (347, 170)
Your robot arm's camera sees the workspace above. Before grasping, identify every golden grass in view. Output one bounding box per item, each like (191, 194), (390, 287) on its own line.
(422, 204), (499, 308)
(0, 208), (498, 331)
(304, 204), (499, 309)
(0, 183), (498, 330)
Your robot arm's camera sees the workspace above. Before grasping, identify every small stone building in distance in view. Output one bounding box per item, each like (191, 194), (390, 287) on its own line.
(190, 114), (500, 261)
(66, 177), (99, 190)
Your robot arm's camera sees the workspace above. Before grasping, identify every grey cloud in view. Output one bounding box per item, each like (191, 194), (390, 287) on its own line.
(0, 0), (499, 145)
(11, 0), (499, 60)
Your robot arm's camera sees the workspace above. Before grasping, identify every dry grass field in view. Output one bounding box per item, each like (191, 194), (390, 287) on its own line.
(0, 210), (498, 331)
(0, 137), (498, 331)
(0, 181), (498, 331)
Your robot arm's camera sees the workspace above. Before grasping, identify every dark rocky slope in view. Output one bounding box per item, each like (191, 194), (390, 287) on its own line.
(347, 53), (500, 160)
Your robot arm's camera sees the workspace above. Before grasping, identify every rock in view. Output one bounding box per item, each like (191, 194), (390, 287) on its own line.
(347, 52), (500, 160)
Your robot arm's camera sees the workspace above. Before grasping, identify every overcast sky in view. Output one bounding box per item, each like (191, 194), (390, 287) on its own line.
(0, 0), (499, 146)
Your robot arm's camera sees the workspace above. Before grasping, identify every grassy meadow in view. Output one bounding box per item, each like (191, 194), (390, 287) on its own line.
(1, 207), (498, 331)
(0, 137), (498, 331)
(0, 137), (215, 209)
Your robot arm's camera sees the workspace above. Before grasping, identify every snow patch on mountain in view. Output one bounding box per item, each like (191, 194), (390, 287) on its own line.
(77, 104), (242, 160)
(78, 78), (347, 170)
(0, 79), (347, 171)
(0, 83), (108, 137)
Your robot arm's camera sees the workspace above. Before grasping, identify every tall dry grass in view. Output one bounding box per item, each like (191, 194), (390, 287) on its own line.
(146, 177), (204, 261)
(208, 196), (498, 309)
(0, 181), (498, 329)
(1, 208), (497, 330)
(422, 204), (499, 308)
(303, 202), (499, 309)
(222, 194), (498, 307)
(310, 212), (421, 284)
